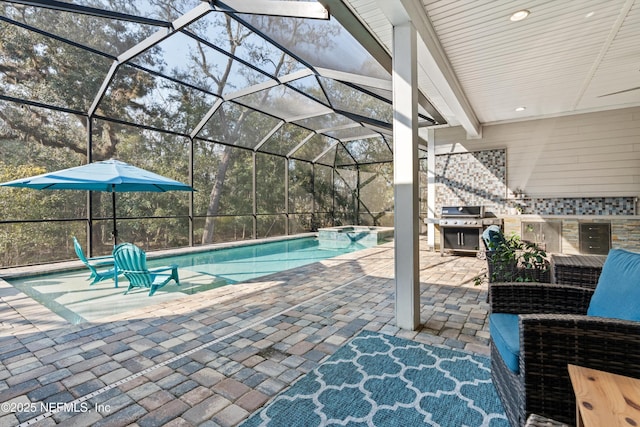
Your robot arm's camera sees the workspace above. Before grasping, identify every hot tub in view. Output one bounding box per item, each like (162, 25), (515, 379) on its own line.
(317, 225), (394, 249)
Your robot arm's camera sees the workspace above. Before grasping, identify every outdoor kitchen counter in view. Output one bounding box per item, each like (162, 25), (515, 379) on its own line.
(502, 215), (640, 254)
(426, 215), (640, 254)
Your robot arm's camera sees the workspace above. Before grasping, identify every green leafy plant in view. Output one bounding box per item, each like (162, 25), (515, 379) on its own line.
(486, 233), (549, 283)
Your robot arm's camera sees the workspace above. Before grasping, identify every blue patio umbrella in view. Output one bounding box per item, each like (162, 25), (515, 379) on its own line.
(0, 159), (194, 245)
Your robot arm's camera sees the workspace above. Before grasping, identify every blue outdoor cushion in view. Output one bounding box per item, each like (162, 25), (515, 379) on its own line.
(489, 313), (520, 373)
(587, 249), (640, 321)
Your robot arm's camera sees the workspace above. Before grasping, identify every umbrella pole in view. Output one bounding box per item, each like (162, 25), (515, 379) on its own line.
(111, 188), (119, 288)
(112, 189), (117, 246)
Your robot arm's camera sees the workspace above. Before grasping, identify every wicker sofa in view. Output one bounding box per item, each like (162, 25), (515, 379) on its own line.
(489, 248), (640, 426)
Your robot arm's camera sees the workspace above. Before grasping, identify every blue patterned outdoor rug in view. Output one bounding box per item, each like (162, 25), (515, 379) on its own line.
(241, 330), (508, 427)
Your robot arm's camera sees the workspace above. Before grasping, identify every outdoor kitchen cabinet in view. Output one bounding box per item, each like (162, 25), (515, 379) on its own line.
(521, 220), (561, 253)
(441, 227), (481, 253)
(579, 222), (611, 255)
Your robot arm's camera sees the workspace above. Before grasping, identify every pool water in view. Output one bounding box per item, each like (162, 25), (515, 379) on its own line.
(7, 237), (372, 324)
(159, 237), (365, 284)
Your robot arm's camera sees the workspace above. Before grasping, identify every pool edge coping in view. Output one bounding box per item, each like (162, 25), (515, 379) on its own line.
(0, 233), (318, 279)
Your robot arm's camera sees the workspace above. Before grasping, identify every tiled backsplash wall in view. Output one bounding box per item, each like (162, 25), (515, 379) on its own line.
(435, 149), (507, 214)
(518, 197), (637, 216)
(434, 149), (637, 216)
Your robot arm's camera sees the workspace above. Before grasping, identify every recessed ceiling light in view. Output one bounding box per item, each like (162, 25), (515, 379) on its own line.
(510, 10), (530, 22)
(515, 107), (526, 112)
(585, 11), (595, 18)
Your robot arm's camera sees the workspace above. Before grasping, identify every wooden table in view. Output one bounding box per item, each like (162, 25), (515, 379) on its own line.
(568, 364), (640, 427)
(551, 254), (607, 288)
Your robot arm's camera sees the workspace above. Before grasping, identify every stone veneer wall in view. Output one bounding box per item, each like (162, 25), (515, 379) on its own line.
(612, 220), (640, 250)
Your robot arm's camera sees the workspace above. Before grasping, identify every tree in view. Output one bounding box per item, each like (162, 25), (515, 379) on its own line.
(181, 12), (339, 243)
(0, 2), (159, 159)
(0, 2), (170, 255)
(0, 1), (390, 264)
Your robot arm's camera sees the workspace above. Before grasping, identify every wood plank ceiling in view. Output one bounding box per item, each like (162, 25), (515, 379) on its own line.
(344, 0), (640, 128)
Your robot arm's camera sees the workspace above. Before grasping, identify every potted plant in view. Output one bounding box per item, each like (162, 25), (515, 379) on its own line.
(486, 233), (550, 283)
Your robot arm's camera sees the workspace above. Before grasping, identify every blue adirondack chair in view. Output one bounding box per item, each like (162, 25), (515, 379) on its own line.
(73, 237), (120, 287)
(113, 243), (179, 296)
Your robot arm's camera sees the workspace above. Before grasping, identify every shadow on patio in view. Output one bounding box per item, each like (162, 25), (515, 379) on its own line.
(0, 240), (488, 426)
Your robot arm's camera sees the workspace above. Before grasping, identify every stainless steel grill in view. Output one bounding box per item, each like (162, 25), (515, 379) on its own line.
(441, 206), (484, 218)
(439, 206), (502, 255)
(439, 217), (484, 228)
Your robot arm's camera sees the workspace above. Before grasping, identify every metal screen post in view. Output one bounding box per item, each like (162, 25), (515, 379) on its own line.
(252, 152), (257, 239)
(86, 117), (94, 256)
(285, 158), (289, 235)
(189, 136), (194, 247)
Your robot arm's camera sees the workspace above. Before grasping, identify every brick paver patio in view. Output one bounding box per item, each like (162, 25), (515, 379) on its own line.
(0, 238), (487, 426)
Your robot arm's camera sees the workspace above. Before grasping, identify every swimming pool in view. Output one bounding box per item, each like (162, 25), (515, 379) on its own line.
(158, 236), (366, 283)
(6, 237), (375, 324)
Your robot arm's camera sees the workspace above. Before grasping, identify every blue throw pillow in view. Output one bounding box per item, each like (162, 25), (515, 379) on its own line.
(587, 249), (640, 321)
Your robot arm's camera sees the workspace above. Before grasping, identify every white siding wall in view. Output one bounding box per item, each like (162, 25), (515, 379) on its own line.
(432, 106), (640, 198)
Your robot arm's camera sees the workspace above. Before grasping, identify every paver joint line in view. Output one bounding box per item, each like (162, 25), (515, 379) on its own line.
(14, 262), (391, 427)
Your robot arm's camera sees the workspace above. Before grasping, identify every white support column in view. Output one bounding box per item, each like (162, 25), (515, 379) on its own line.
(427, 128), (436, 250)
(393, 22), (420, 330)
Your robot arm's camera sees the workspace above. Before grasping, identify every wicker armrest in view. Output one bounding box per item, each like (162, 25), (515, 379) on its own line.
(520, 314), (640, 378)
(490, 283), (593, 315)
(516, 313), (640, 422)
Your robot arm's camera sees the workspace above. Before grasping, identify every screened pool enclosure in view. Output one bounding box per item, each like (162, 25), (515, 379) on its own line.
(0, 0), (442, 267)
